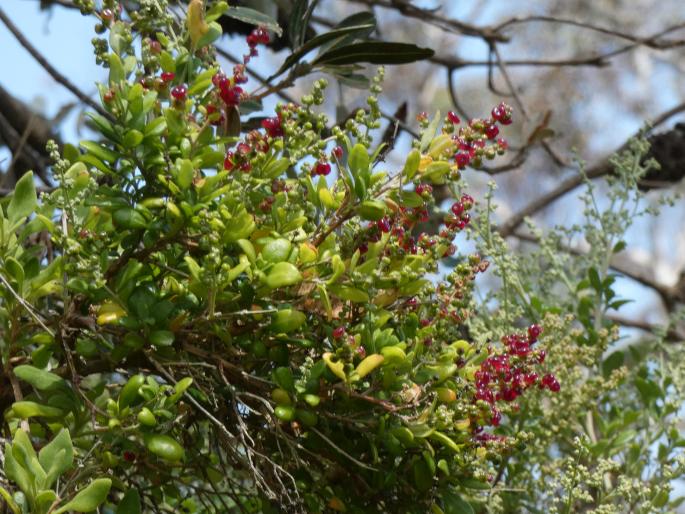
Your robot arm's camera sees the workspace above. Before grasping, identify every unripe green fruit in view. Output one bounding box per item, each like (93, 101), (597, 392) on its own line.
(274, 405), (295, 422)
(138, 407), (157, 426)
(144, 434), (185, 462)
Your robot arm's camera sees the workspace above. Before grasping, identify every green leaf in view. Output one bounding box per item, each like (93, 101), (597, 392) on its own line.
(149, 330), (175, 347)
(588, 267), (602, 293)
(86, 113), (118, 141)
(123, 129), (144, 148)
(317, 12), (376, 54)
(13, 365), (66, 391)
(441, 490), (475, 514)
(349, 143), (370, 177)
(176, 159), (195, 189)
(635, 377), (663, 405)
(36, 490), (58, 513)
(39, 429), (74, 488)
(8, 172), (37, 225)
(413, 458), (434, 492)
(4, 448), (32, 500)
(0, 486), (20, 514)
(109, 53), (125, 84)
(54, 478), (112, 514)
(11, 401), (64, 419)
(289, 0), (313, 48)
(329, 285), (369, 303)
(602, 351), (624, 378)
(314, 41), (434, 67)
(117, 489), (142, 514)
(330, 71), (370, 89)
(272, 16), (375, 78)
(225, 6), (282, 36)
(166, 377), (193, 405)
(460, 478), (491, 490)
(196, 21), (223, 49)
(80, 140), (119, 163)
(264, 262), (302, 289)
(145, 117), (167, 138)
(420, 111), (442, 153)
(144, 434), (185, 462)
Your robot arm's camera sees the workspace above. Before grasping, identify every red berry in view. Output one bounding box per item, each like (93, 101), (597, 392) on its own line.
(261, 117), (283, 137)
(314, 161), (331, 176)
(447, 111), (460, 124)
(461, 194), (474, 210)
(490, 409), (502, 426)
(485, 124), (499, 140)
(415, 183), (432, 196)
(103, 89), (115, 103)
(377, 217), (391, 233)
(123, 451), (136, 462)
(527, 324), (542, 342)
(161, 71), (175, 83)
(233, 64), (248, 84)
(541, 373), (560, 392)
(475, 387), (494, 404)
(332, 326), (345, 339)
(491, 102), (513, 125)
(246, 33), (259, 47)
(524, 372), (538, 387)
(332, 145), (344, 160)
(497, 138), (509, 151)
(224, 151), (235, 171)
(502, 388), (518, 402)
(451, 202), (464, 216)
(356, 346), (367, 360)
(536, 350), (546, 364)
(212, 72), (226, 88)
(454, 152), (470, 168)
(170, 84), (187, 101)
(220, 86), (243, 106)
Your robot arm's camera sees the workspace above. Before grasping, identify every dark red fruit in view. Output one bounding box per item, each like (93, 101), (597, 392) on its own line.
(261, 117), (283, 137)
(447, 111), (460, 124)
(170, 84), (187, 101)
(313, 161), (331, 176)
(454, 152), (470, 168)
(527, 324), (542, 341)
(485, 124), (499, 139)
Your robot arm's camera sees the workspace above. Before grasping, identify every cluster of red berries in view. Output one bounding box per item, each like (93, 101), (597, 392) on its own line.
(246, 27), (270, 50)
(312, 161), (332, 176)
(444, 193), (474, 232)
(202, 27), (271, 122)
(442, 103), (512, 170)
(223, 130), (270, 173)
(261, 116), (284, 138)
(472, 324), (559, 429)
(310, 145), (345, 177)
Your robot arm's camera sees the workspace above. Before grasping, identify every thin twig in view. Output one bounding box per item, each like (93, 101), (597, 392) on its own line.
(0, 7), (111, 119)
(498, 101), (685, 237)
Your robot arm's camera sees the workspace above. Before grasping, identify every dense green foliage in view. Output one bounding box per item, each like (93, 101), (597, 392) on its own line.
(1, 1), (684, 513)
